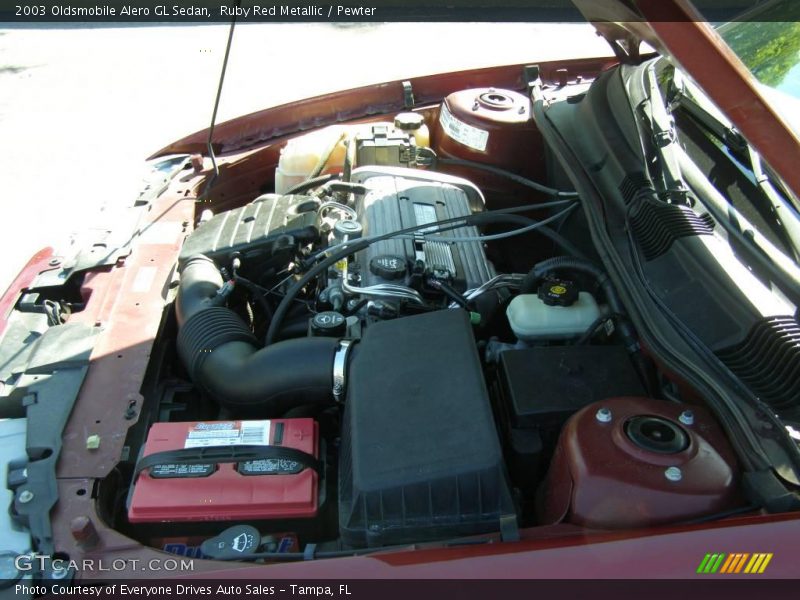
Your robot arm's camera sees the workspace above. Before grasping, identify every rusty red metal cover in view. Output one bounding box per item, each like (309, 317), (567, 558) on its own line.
(539, 397), (741, 529)
(432, 87), (544, 179)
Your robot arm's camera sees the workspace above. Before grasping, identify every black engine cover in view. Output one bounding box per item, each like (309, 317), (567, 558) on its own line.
(178, 193), (318, 273)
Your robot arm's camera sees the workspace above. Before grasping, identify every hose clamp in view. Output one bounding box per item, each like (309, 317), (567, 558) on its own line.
(332, 339), (355, 403)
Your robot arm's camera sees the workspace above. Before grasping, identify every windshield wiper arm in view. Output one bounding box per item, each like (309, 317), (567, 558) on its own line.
(644, 62), (690, 204)
(639, 63), (800, 305)
(667, 68), (800, 260)
(668, 68), (749, 155)
(747, 145), (800, 261)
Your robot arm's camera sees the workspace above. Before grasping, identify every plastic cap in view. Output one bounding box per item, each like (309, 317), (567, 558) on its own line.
(333, 220), (363, 242)
(369, 255), (407, 281)
(394, 112), (425, 131)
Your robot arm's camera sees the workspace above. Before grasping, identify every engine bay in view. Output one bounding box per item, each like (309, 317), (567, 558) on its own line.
(89, 87), (748, 561)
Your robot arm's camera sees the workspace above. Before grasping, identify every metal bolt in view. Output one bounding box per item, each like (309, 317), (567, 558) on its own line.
(678, 410), (695, 426)
(190, 153), (204, 172)
(18, 490), (34, 504)
(71, 515), (99, 549)
(595, 407), (612, 423)
(665, 467), (683, 482)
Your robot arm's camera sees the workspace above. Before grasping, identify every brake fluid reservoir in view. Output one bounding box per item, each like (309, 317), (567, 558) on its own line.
(507, 292), (601, 341)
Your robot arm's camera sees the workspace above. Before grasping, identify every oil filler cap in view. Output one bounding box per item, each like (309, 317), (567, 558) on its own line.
(538, 278), (578, 307)
(625, 416), (689, 455)
(200, 525), (261, 559)
(369, 255), (407, 281)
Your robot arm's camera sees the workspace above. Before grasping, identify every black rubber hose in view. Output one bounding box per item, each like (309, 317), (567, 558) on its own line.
(432, 154), (579, 199)
(175, 255), (227, 324)
(575, 313), (623, 345)
(184, 336), (339, 413)
(520, 256), (607, 295)
(285, 173), (337, 195)
(274, 317), (313, 341)
(233, 274), (274, 321)
(429, 279), (470, 310)
(520, 256), (639, 352)
(268, 207), (584, 345)
(175, 255), (338, 412)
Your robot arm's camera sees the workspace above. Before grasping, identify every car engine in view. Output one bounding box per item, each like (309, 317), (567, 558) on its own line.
(112, 96), (742, 560)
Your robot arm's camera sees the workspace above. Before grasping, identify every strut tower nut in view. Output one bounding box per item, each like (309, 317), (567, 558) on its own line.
(595, 407), (612, 423)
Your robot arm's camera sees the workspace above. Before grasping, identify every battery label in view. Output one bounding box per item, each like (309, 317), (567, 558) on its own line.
(237, 458), (304, 476)
(439, 103), (489, 152)
(150, 463), (215, 478)
(184, 420), (271, 448)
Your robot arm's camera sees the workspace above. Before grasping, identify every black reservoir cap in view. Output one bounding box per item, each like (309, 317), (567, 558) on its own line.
(538, 278), (579, 307)
(369, 255), (407, 281)
(333, 220), (363, 242)
(311, 311), (347, 337)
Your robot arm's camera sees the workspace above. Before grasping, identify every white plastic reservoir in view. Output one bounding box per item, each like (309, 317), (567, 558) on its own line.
(506, 292), (602, 341)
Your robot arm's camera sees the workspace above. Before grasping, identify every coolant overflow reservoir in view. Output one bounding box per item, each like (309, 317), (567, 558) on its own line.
(507, 292), (601, 341)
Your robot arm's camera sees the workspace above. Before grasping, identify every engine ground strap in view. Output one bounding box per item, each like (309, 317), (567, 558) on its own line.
(332, 339), (356, 403)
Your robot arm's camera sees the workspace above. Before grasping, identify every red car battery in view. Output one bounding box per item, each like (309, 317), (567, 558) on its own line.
(128, 419), (319, 523)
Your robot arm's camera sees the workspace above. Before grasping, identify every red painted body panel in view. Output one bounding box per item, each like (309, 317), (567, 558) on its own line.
(540, 397), (741, 529)
(149, 57), (618, 160)
(432, 87), (546, 195)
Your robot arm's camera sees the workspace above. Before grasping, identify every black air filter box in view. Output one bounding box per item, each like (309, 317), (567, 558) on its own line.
(339, 310), (516, 547)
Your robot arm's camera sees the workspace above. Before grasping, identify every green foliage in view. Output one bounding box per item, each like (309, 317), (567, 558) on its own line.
(720, 2), (800, 90)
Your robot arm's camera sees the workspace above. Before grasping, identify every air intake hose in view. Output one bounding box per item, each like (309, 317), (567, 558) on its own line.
(175, 255), (339, 413)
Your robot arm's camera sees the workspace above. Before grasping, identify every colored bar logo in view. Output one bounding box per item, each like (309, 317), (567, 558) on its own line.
(696, 553), (773, 574)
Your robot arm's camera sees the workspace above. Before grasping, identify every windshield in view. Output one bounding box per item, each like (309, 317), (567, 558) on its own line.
(718, 0), (800, 100)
